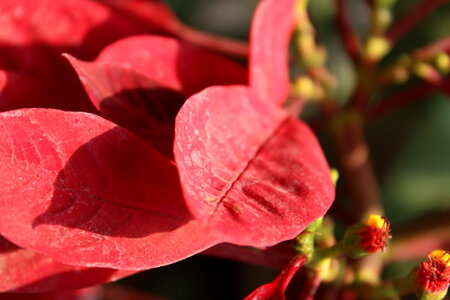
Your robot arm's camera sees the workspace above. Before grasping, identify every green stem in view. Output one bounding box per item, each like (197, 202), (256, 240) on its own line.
(313, 241), (346, 263)
(295, 217), (324, 261)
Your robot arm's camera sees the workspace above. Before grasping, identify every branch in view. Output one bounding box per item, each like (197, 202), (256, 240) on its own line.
(94, 0), (249, 57)
(331, 112), (383, 223)
(387, 0), (449, 43)
(367, 81), (435, 118)
(298, 272), (322, 300)
(373, 36), (450, 88)
(334, 0), (361, 64)
(386, 211), (450, 263)
(331, 111), (385, 285)
(173, 24), (249, 58)
(368, 73), (450, 118)
(413, 36), (450, 61)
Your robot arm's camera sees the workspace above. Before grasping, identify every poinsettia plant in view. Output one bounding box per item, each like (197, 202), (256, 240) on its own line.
(0, 0), (449, 299)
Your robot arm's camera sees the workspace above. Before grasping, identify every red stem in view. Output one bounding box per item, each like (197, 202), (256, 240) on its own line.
(386, 212), (450, 263)
(368, 82), (434, 118)
(332, 113), (383, 220)
(334, 0), (361, 64)
(413, 36), (450, 60)
(369, 73), (450, 118)
(387, 0), (449, 43)
(94, 0), (249, 58)
(348, 86), (371, 112)
(421, 65), (446, 85)
(298, 272), (322, 300)
(172, 23), (249, 58)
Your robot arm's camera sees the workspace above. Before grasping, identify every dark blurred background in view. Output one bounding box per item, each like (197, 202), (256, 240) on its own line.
(107, 0), (450, 299)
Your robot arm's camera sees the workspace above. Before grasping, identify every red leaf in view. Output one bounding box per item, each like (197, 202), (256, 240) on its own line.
(0, 0), (165, 84)
(97, 35), (247, 96)
(65, 54), (185, 159)
(0, 70), (94, 112)
(0, 109), (217, 270)
(0, 236), (134, 293)
(250, 0), (296, 106)
(174, 86), (334, 247)
(65, 35), (247, 159)
(244, 255), (307, 300)
(91, 0), (180, 34)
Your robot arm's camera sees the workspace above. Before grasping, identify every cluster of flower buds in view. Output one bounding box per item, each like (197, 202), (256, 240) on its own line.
(343, 214), (391, 258)
(416, 250), (450, 300)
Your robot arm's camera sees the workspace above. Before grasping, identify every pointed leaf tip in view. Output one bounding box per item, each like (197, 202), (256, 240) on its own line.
(250, 0), (297, 106)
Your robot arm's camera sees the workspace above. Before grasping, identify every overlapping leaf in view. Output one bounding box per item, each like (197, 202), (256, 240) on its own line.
(96, 35), (247, 95)
(91, 0), (180, 34)
(65, 36), (246, 159)
(0, 0), (152, 79)
(0, 0), (152, 112)
(0, 70), (93, 112)
(0, 236), (134, 293)
(65, 54), (184, 159)
(0, 0), (334, 283)
(250, 0), (297, 106)
(0, 109), (217, 270)
(175, 85), (334, 247)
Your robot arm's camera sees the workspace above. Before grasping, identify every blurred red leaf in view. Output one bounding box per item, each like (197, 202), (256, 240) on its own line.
(174, 85), (334, 247)
(244, 254), (307, 300)
(91, 0), (178, 33)
(250, 0), (296, 106)
(0, 0), (154, 80)
(0, 236), (134, 293)
(0, 0), (165, 112)
(0, 109), (217, 270)
(96, 35), (247, 96)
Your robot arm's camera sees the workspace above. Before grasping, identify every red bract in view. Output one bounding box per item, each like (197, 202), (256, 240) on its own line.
(64, 36), (247, 159)
(0, 109), (217, 270)
(94, 35), (247, 96)
(0, 236), (135, 293)
(64, 53), (186, 160)
(0, 0), (147, 111)
(250, 0), (297, 106)
(0, 0), (244, 112)
(244, 254), (307, 300)
(0, 0), (334, 294)
(174, 85), (334, 246)
(0, 70), (89, 112)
